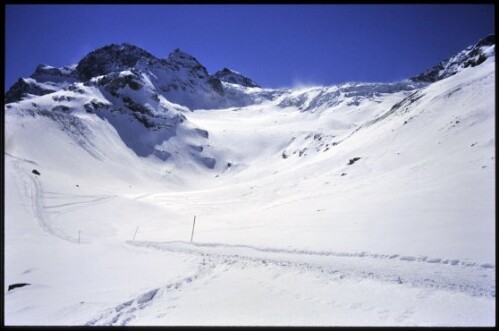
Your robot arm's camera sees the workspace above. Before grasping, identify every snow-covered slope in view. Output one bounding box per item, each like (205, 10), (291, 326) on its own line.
(4, 35), (495, 326)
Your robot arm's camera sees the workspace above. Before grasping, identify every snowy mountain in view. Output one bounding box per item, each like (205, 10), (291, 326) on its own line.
(410, 34), (495, 83)
(5, 43), (264, 110)
(4, 35), (495, 326)
(4, 43), (279, 167)
(214, 68), (260, 88)
(5, 64), (79, 103)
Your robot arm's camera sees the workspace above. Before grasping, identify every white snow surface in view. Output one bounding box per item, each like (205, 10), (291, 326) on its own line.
(4, 55), (495, 325)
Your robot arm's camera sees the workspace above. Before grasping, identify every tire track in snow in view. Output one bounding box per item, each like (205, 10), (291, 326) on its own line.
(126, 240), (495, 299)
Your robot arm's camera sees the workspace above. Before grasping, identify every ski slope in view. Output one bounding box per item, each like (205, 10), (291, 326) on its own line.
(4, 47), (496, 325)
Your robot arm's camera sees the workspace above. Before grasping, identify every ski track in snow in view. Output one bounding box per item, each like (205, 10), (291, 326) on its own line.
(125, 241), (495, 299)
(6, 152), (495, 326)
(84, 239), (495, 325)
(43, 192), (117, 216)
(7, 153), (117, 243)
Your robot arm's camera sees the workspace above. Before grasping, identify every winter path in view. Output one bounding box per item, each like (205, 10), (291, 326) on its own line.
(126, 241), (495, 299)
(82, 240), (495, 326)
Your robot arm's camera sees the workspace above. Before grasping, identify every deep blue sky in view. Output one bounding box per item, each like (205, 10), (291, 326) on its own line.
(5, 5), (495, 89)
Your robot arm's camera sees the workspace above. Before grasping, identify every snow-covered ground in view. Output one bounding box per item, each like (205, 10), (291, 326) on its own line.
(4, 50), (495, 325)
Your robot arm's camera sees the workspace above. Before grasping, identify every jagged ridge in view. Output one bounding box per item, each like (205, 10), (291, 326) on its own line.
(410, 35), (495, 83)
(3, 36), (495, 166)
(5, 43), (262, 109)
(214, 68), (260, 88)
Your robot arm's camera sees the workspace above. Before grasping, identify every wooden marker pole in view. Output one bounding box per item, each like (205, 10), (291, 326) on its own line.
(133, 226), (139, 241)
(190, 216), (197, 242)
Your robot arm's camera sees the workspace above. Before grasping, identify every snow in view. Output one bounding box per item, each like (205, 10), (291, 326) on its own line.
(3, 42), (496, 326)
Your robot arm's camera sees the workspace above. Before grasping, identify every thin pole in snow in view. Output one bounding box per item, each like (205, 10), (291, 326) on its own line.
(78, 231), (81, 244)
(133, 226), (139, 241)
(190, 216), (197, 243)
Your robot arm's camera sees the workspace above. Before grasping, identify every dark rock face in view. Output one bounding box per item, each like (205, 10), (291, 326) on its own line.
(410, 35), (495, 83)
(410, 64), (444, 83)
(167, 49), (206, 71)
(347, 157), (361, 166)
(5, 78), (55, 103)
(76, 43), (156, 81)
(195, 128), (209, 138)
(163, 48), (226, 98)
(5, 42), (262, 109)
(5, 79), (33, 103)
(476, 34), (495, 48)
(214, 68), (260, 88)
(8, 283), (31, 291)
(32, 64), (78, 83)
(208, 77), (225, 96)
(97, 71), (144, 97)
(34, 64), (63, 77)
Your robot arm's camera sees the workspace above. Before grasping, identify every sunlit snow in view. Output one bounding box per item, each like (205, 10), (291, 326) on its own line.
(4, 40), (495, 326)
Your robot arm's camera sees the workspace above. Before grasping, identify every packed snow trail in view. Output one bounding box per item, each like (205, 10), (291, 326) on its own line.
(126, 241), (495, 298)
(84, 240), (495, 326)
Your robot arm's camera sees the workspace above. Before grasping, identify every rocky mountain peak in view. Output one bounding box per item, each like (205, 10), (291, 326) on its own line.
(214, 68), (260, 88)
(476, 34), (495, 48)
(410, 34), (495, 83)
(76, 43), (156, 81)
(167, 48), (204, 68)
(32, 63), (78, 82)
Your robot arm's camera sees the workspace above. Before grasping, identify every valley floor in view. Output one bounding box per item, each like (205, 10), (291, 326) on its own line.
(4, 150), (495, 326)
